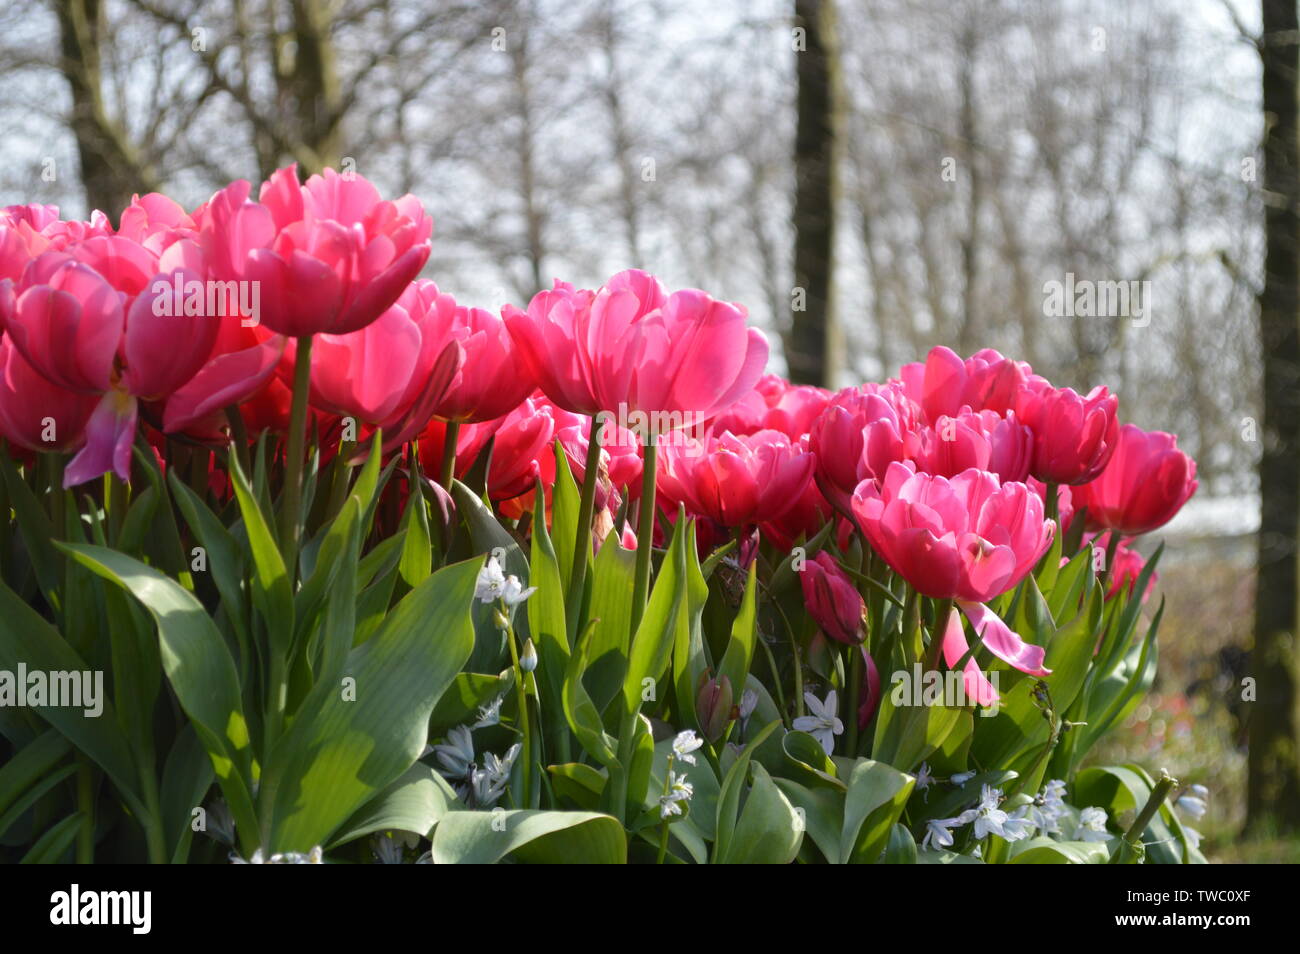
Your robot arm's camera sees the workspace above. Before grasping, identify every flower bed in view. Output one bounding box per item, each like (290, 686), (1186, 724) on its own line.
(0, 168), (1201, 864)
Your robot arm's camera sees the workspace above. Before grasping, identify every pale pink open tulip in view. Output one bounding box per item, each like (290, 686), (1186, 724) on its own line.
(852, 462), (1053, 602)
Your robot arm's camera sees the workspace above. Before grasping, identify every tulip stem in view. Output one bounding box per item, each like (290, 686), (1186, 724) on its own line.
(846, 646), (863, 755)
(1044, 481), (1059, 525)
(567, 420), (605, 634)
(631, 433), (658, 633)
(926, 598), (954, 672)
(106, 473), (128, 546)
(655, 752), (677, 864)
(279, 334), (313, 575)
(225, 406), (251, 478)
(504, 615), (534, 808)
(900, 587), (920, 667)
(439, 419), (460, 489)
(1100, 530), (1121, 589)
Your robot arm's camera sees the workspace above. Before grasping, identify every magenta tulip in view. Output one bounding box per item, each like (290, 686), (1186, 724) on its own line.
(800, 551), (866, 645)
(0, 338), (99, 454)
(809, 382), (917, 513)
(657, 429), (814, 528)
(898, 346), (1035, 423)
(852, 462), (1053, 603)
(913, 408), (1033, 483)
(1073, 424), (1197, 535)
(195, 165), (432, 337)
(503, 269), (768, 432)
(423, 298), (536, 423)
(1016, 382), (1119, 485)
(0, 237), (225, 485)
(852, 462), (1054, 676)
(710, 374), (830, 440)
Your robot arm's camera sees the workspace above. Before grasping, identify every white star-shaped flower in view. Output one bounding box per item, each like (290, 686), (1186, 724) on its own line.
(792, 690), (844, 755)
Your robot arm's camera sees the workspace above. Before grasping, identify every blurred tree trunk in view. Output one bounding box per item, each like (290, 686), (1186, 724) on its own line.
(956, 17), (980, 354)
(788, 0), (842, 386)
(280, 0), (344, 173)
(511, 12), (546, 298)
(56, 0), (157, 220)
(1248, 0), (1300, 833)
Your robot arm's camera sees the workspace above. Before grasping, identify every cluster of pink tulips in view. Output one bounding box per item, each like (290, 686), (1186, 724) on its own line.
(0, 165), (1210, 866)
(0, 167), (1196, 671)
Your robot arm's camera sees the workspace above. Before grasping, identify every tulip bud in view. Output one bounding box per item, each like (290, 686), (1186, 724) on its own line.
(857, 650), (882, 730)
(800, 551), (866, 645)
(520, 639), (538, 673)
(695, 672), (735, 742)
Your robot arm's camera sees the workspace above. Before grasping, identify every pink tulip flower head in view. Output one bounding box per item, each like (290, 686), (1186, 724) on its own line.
(195, 165), (432, 337)
(1016, 382), (1119, 485)
(898, 346), (1035, 423)
(503, 269), (768, 441)
(1073, 424), (1197, 535)
(657, 429), (815, 529)
(852, 462), (1055, 677)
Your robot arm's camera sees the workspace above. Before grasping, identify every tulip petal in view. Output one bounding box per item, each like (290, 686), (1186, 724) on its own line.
(163, 334), (286, 433)
(65, 390), (138, 487)
(940, 608), (1000, 707)
(957, 600), (1051, 676)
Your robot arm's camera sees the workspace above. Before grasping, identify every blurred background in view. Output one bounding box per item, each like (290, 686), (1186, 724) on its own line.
(1, 0), (1295, 859)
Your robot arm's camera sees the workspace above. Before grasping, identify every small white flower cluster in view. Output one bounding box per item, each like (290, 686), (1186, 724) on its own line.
(921, 778), (1113, 851)
(659, 730), (704, 819)
(231, 845), (323, 864)
(431, 709), (521, 809)
(475, 555), (536, 607)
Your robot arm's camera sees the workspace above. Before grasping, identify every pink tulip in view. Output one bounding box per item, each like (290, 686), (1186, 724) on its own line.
(0, 337), (99, 453)
(913, 408), (1033, 482)
(852, 462), (1054, 676)
(162, 320), (286, 435)
(760, 478), (835, 550)
(857, 649), (883, 728)
(195, 165), (432, 337)
(422, 298), (536, 423)
(1016, 382), (1119, 485)
(809, 382), (918, 513)
(290, 279), (462, 446)
(0, 205), (114, 281)
(657, 429), (815, 528)
(710, 374), (830, 440)
(898, 346), (1035, 423)
(1102, 535), (1157, 603)
(503, 269), (768, 432)
(852, 462), (1053, 602)
(0, 237), (225, 485)
(450, 394), (642, 518)
(800, 551), (866, 645)
(1073, 424), (1197, 535)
